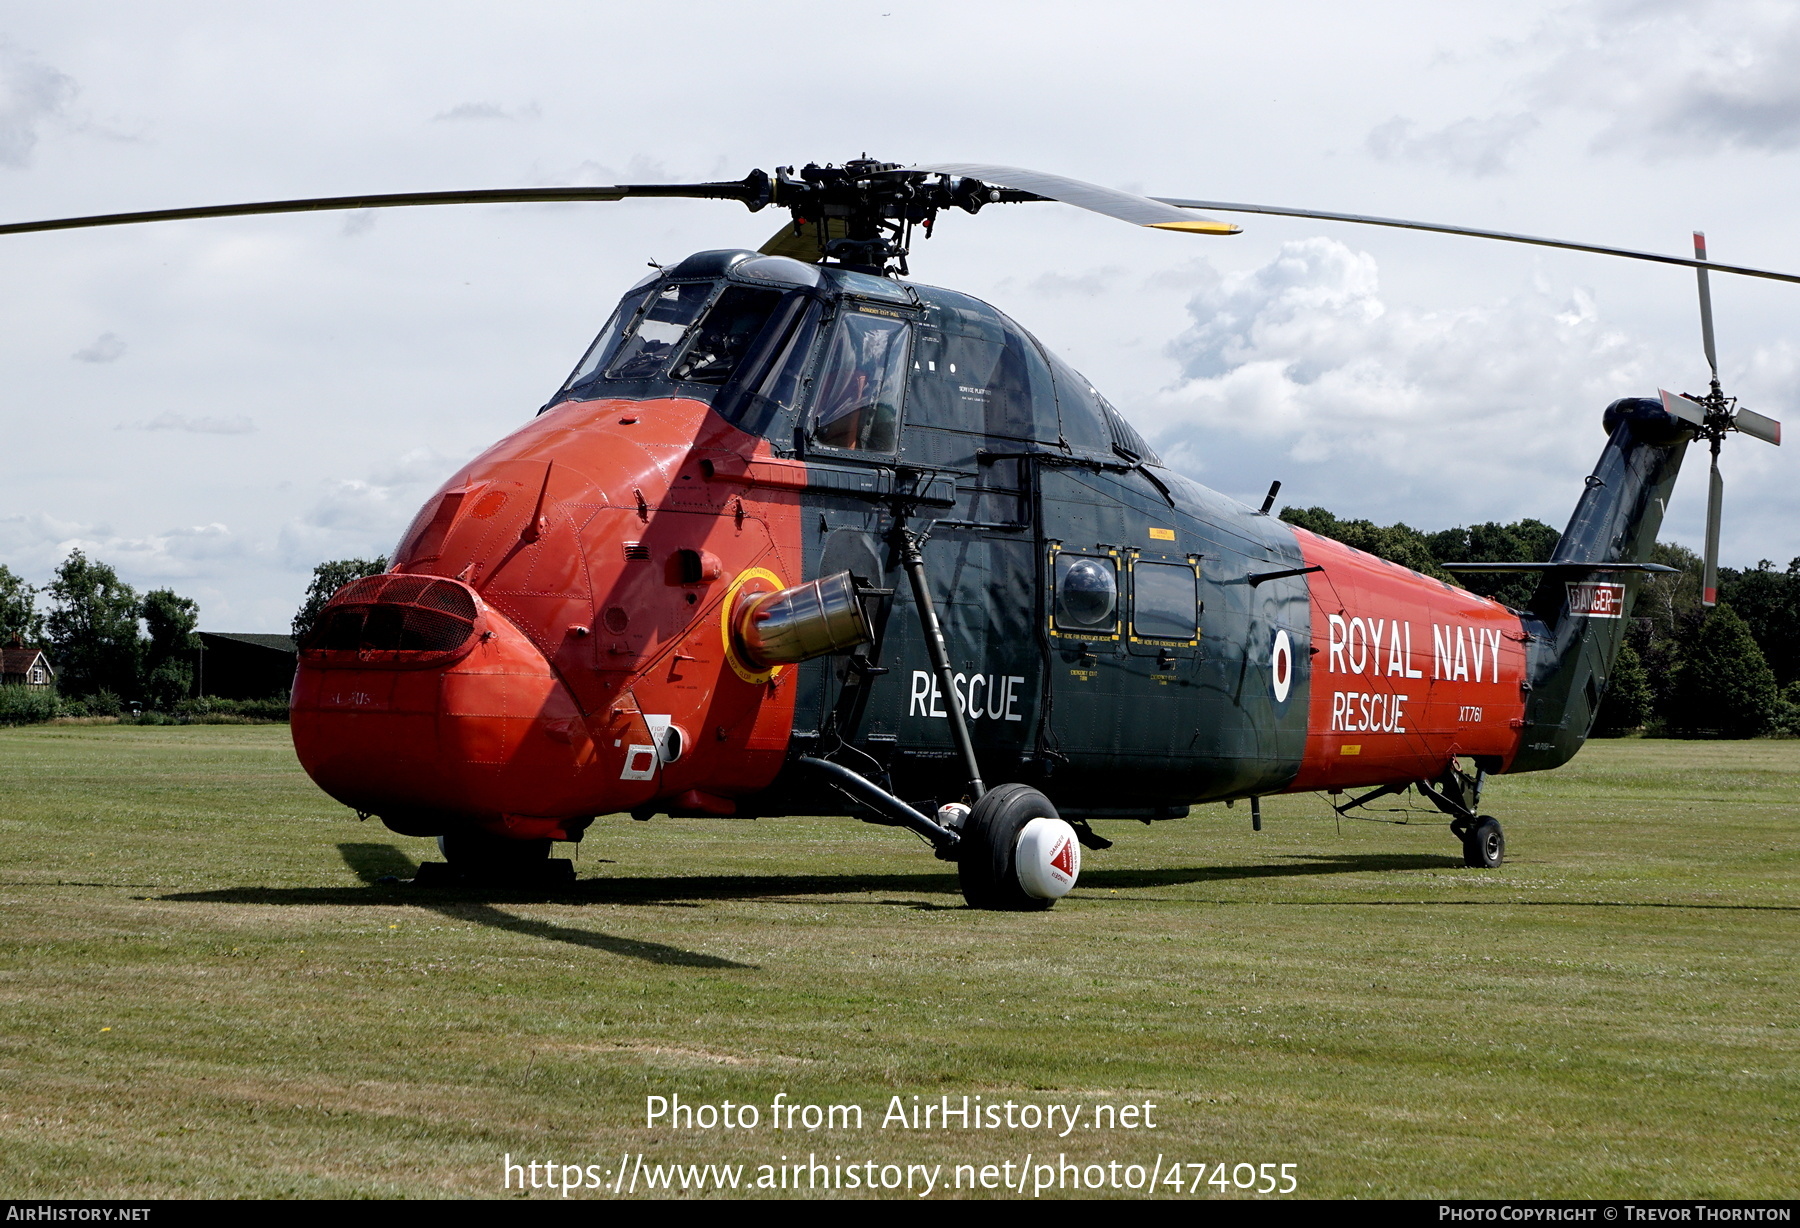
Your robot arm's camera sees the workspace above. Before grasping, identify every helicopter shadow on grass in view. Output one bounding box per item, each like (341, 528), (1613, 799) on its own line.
(158, 843), (755, 970)
(1078, 853), (1464, 891)
(164, 844), (1465, 918)
(861, 853), (1467, 909)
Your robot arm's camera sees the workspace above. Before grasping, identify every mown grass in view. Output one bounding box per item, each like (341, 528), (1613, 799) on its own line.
(0, 726), (1793, 1199)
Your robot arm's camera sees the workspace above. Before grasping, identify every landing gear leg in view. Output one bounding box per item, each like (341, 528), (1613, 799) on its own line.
(1420, 762), (1505, 869)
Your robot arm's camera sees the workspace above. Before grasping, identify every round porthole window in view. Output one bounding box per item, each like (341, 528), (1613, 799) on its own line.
(1055, 556), (1117, 629)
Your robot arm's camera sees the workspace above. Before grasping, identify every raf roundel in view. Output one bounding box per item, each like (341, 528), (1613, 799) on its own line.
(1271, 629), (1293, 704)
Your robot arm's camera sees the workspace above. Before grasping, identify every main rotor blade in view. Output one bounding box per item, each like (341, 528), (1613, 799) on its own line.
(1734, 406), (1782, 446)
(1154, 197), (1800, 287)
(0, 180), (766, 237)
(915, 163), (1240, 235)
(1704, 454), (1724, 608)
(1693, 231), (1720, 381)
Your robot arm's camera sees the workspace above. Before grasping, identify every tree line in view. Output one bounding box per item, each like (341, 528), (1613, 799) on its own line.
(0, 552), (391, 725)
(4, 532), (1795, 738)
(1282, 506), (1800, 738)
(1, 551), (201, 714)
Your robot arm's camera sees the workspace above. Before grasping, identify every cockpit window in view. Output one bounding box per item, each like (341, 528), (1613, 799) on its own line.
(669, 286), (784, 384)
(810, 310), (909, 452)
(606, 282), (713, 380)
(558, 287), (652, 396)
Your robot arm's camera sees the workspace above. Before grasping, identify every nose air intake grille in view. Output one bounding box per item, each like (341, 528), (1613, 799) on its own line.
(303, 574), (480, 662)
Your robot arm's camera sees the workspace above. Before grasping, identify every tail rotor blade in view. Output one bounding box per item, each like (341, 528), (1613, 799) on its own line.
(1660, 388), (1707, 427)
(1703, 453), (1724, 608)
(1733, 406), (1782, 446)
(1694, 231), (1720, 383)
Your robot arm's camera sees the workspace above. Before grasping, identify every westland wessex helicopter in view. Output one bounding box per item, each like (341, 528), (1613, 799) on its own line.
(6, 160), (1790, 909)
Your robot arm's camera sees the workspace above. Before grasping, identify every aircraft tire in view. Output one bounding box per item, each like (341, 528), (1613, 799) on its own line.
(958, 783), (1072, 912)
(1462, 816), (1504, 868)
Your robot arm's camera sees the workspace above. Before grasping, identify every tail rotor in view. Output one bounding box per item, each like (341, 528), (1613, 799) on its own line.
(1658, 231), (1782, 608)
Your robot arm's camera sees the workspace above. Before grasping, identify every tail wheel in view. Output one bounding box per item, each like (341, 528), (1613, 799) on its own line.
(957, 783), (1082, 911)
(1462, 816), (1505, 868)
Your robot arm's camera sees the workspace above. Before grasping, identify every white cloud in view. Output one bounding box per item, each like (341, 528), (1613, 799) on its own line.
(72, 331), (125, 363)
(118, 412), (255, 434)
(1148, 238), (1651, 521)
(276, 447), (472, 570)
(1532, 1), (1800, 157)
(432, 101), (540, 122)
(0, 41), (74, 168)
(1015, 266), (1128, 298)
(0, 514), (247, 584)
(1365, 113), (1539, 177)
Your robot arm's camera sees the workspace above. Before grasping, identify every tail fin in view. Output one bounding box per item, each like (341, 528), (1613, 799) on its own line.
(1509, 397), (1692, 772)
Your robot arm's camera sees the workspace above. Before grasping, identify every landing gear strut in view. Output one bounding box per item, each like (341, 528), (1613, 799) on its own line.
(1421, 762), (1506, 869)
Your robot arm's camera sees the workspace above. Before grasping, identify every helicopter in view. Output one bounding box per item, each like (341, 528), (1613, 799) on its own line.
(4, 158), (1789, 910)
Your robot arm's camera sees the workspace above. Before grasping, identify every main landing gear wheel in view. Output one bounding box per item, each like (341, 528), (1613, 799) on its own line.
(957, 783), (1082, 911)
(415, 828), (573, 885)
(1461, 816), (1505, 869)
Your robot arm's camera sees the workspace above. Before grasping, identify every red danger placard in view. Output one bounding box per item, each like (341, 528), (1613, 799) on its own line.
(1567, 581), (1626, 618)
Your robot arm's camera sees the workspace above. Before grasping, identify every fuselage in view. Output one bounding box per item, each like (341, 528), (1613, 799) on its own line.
(291, 249), (1671, 840)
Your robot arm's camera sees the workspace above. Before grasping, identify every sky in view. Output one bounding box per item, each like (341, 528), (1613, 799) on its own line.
(2, 0), (1797, 631)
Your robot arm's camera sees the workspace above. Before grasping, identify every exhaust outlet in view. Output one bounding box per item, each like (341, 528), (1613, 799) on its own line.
(732, 571), (873, 667)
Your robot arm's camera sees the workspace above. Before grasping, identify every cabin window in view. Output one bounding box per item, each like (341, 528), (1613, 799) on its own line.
(1131, 561), (1201, 641)
(1046, 352), (1115, 454)
(1053, 554), (1118, 632)
(909, 328), (1053, 441)
(30, 666), (44, 685)
(605, 281), (714, 380)
(810, 310), (909, 452)
(669, 286), (784, 384)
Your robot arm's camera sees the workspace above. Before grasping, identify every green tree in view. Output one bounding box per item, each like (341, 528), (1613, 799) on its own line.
(1666, 603), (1780, 738)
(292, 557), (389, 643)
(44, 551), (144, 699)
(0, 564), (42, 646)
(1592, 638), (1651, 737)
(1716, 558), (1800, 688)
(1425, 518), (1561, 609)
(141, 588), (200, 710)
(1608, 541), (1702, 727)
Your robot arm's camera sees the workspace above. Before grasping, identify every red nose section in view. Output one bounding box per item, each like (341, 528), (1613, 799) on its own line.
(291, 574), (659, 838)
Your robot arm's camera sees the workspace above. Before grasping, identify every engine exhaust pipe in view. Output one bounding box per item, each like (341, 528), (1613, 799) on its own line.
(731, 571), (873, 668)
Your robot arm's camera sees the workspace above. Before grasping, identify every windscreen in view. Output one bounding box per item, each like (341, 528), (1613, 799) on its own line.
(557, 286), (652, 397)
(669, 286), (784, 385)
(605, 282), (714, 380)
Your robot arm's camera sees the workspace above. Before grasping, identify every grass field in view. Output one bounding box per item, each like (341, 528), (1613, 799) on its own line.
(0, 724), (1793, 1199)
